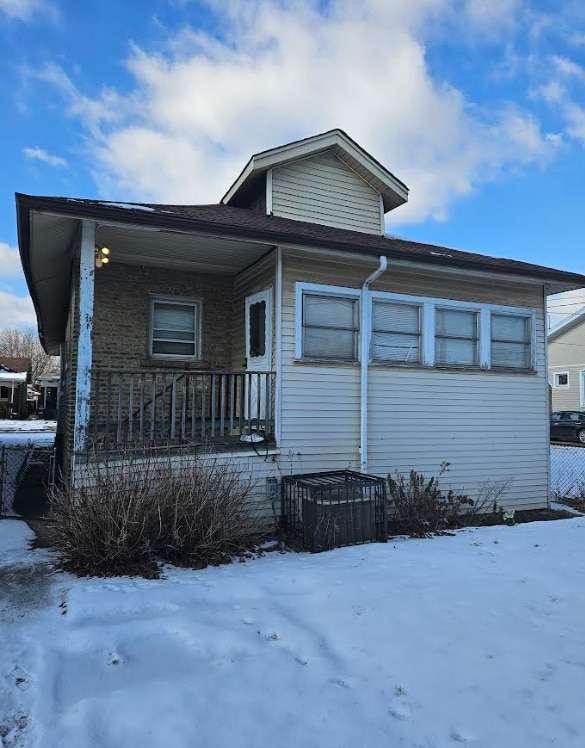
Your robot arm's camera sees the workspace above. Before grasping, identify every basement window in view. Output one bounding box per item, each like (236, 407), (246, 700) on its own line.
(149, 296), (201, 360)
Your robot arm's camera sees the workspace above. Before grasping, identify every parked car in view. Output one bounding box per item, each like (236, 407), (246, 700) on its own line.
(550, 411), (585, 444)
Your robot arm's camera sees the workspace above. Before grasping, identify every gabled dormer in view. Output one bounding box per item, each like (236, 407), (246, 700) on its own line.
(221, 129), (409, 236)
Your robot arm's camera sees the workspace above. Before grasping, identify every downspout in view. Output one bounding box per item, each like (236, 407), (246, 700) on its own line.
(360, 256), (388, 473)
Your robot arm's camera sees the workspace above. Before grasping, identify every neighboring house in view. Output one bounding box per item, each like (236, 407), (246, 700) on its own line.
(37, 362), (61, 419)
(0, 357), (32, 419)
(16, 129), (585, 513)
(548, 307), (585, 412)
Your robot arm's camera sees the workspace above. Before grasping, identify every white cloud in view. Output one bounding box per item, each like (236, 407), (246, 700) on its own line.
(0, 242), (23, 277)
(23, 146), (68, 168)
(44, 0), (557, 224)
(0, 0), (51, 20)
(0, 291), (35, 328)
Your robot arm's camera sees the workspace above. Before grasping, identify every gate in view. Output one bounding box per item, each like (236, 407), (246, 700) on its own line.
(0, 444), (54, 518)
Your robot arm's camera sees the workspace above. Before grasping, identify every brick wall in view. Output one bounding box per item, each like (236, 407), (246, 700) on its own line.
(92, 264), (235, 370)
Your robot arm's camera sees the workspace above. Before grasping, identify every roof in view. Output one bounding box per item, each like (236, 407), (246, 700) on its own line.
(16, 194), (585, 354)
(0, 357), (31, 374)
(221, 129), (409, 213)
(0, 371), (26, 383)
(548, 306), (585, 342)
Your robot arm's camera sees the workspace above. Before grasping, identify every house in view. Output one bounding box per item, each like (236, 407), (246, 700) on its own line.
(0, 357), (32, 419)
(548, 307), (585, 412)
(37, 362), (61, 419)
(16, 129), (585, 514)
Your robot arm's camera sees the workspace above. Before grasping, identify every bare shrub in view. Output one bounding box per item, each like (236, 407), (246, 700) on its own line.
(460, 477), (513, 525)
(388, 462), (472, 537)
(156, 453), (265, 564)
(48, 448), (265, 573)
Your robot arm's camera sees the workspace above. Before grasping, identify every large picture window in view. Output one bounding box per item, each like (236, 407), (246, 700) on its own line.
(435, 308), (479, 367)
(302, 293), (359, 361)
(150, 297), (201, 359)
(372, 301), (421, 363)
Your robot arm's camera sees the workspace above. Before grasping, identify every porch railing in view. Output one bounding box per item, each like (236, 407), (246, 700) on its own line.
(87, 369), (276, 453)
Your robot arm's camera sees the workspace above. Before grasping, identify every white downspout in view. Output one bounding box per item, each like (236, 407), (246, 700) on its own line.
(360, 255), (388, 473)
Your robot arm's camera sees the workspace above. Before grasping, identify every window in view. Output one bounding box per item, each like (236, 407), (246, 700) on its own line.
(372, 301), (421, 363)
(150, 297), (201, 359)
(554, 371), (570, 389)
(435, 308), (479, 367)
(491, 314), (531, 369)
(302, 293), (359, 361)
(249, 300), (266, 358)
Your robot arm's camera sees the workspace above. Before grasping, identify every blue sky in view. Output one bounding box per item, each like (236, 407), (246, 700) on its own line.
(1, 0), (585, 329)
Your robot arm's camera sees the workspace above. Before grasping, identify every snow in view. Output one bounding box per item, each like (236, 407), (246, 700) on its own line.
(0, 421), (56, 448)
(2, 517), (585, 747)
(0, 421), (56, 433)
(99, 201), (155, 212)
(0, 373), (26, 383)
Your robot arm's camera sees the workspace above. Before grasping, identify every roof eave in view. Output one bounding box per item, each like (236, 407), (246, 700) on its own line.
(220, 129), (409, 209)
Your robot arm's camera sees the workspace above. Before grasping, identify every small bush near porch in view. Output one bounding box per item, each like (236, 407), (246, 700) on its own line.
(48, 449), (266, 574)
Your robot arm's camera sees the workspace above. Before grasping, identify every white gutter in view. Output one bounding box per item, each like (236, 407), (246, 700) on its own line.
(360, 255), (388, 473)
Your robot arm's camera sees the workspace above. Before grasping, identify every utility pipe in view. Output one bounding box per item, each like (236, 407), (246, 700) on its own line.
(360, 256), (388, 473)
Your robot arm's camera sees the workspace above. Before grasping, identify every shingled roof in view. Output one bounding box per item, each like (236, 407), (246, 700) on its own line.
(15, 194), (585, 288)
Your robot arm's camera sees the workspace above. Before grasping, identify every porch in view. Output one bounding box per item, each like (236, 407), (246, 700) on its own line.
(85, 368), (276, 454)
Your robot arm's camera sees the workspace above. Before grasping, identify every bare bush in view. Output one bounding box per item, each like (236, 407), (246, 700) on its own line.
(460, 477), (513, 525)
(388, 462), (472, 537)
(48, 448), (265, 573)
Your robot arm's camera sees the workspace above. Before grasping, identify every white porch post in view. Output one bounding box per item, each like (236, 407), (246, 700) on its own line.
(73, 220), (96, 453)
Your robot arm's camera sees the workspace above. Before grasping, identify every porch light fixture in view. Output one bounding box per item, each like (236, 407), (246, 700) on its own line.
(95, 246), (111, 268)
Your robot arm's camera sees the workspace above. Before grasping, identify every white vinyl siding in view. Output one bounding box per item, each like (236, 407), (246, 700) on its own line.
(271, 151), (383, 235)
(435, 308), (479, 367)
(149, 297), (201, 360)
(372, 301), (421, 364)
(279, 250), (549, 512)
(302, 293), (359, 361)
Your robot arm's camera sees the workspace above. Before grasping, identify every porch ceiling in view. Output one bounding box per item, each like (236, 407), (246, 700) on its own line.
(24, 211), (274, 354)
(95, 223), (273, 274)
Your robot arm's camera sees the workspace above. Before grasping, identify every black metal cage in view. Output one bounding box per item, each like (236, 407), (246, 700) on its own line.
(281, 470), (388, 552)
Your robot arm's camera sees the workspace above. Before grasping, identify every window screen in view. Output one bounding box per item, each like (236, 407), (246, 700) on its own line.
(372, 301), (421, 363)
(491, 314), (531, 369)
(151, 300), (200, 358)
(435, 308), (479, 366)
(302, 294), (359, 361)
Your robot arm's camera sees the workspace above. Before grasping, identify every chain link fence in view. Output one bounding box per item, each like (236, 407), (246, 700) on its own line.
(0, 444), (54, 518)
(550, 444), (585, 502)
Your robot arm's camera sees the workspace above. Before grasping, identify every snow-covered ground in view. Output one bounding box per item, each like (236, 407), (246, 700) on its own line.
(2, 517), (585, 747)
(0, 421), (56, 448)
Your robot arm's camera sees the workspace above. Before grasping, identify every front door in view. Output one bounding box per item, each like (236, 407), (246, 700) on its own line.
(245, 288), (272, 424)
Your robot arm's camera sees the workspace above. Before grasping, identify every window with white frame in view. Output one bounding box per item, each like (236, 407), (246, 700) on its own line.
(372, 301), (421, 364)
(301, 293), (359, 361)
(435, 308), (479, 367)
(491, 313), (532, 369)
(295, 283), (536, 372)
(150, 297), (201, 359)
(553, 371), (570, 389)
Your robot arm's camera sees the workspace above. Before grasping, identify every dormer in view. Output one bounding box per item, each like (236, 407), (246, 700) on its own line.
(221, 129), (409, 236)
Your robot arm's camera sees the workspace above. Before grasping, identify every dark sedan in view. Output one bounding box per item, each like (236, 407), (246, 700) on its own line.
(550, 411), (585, 444)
